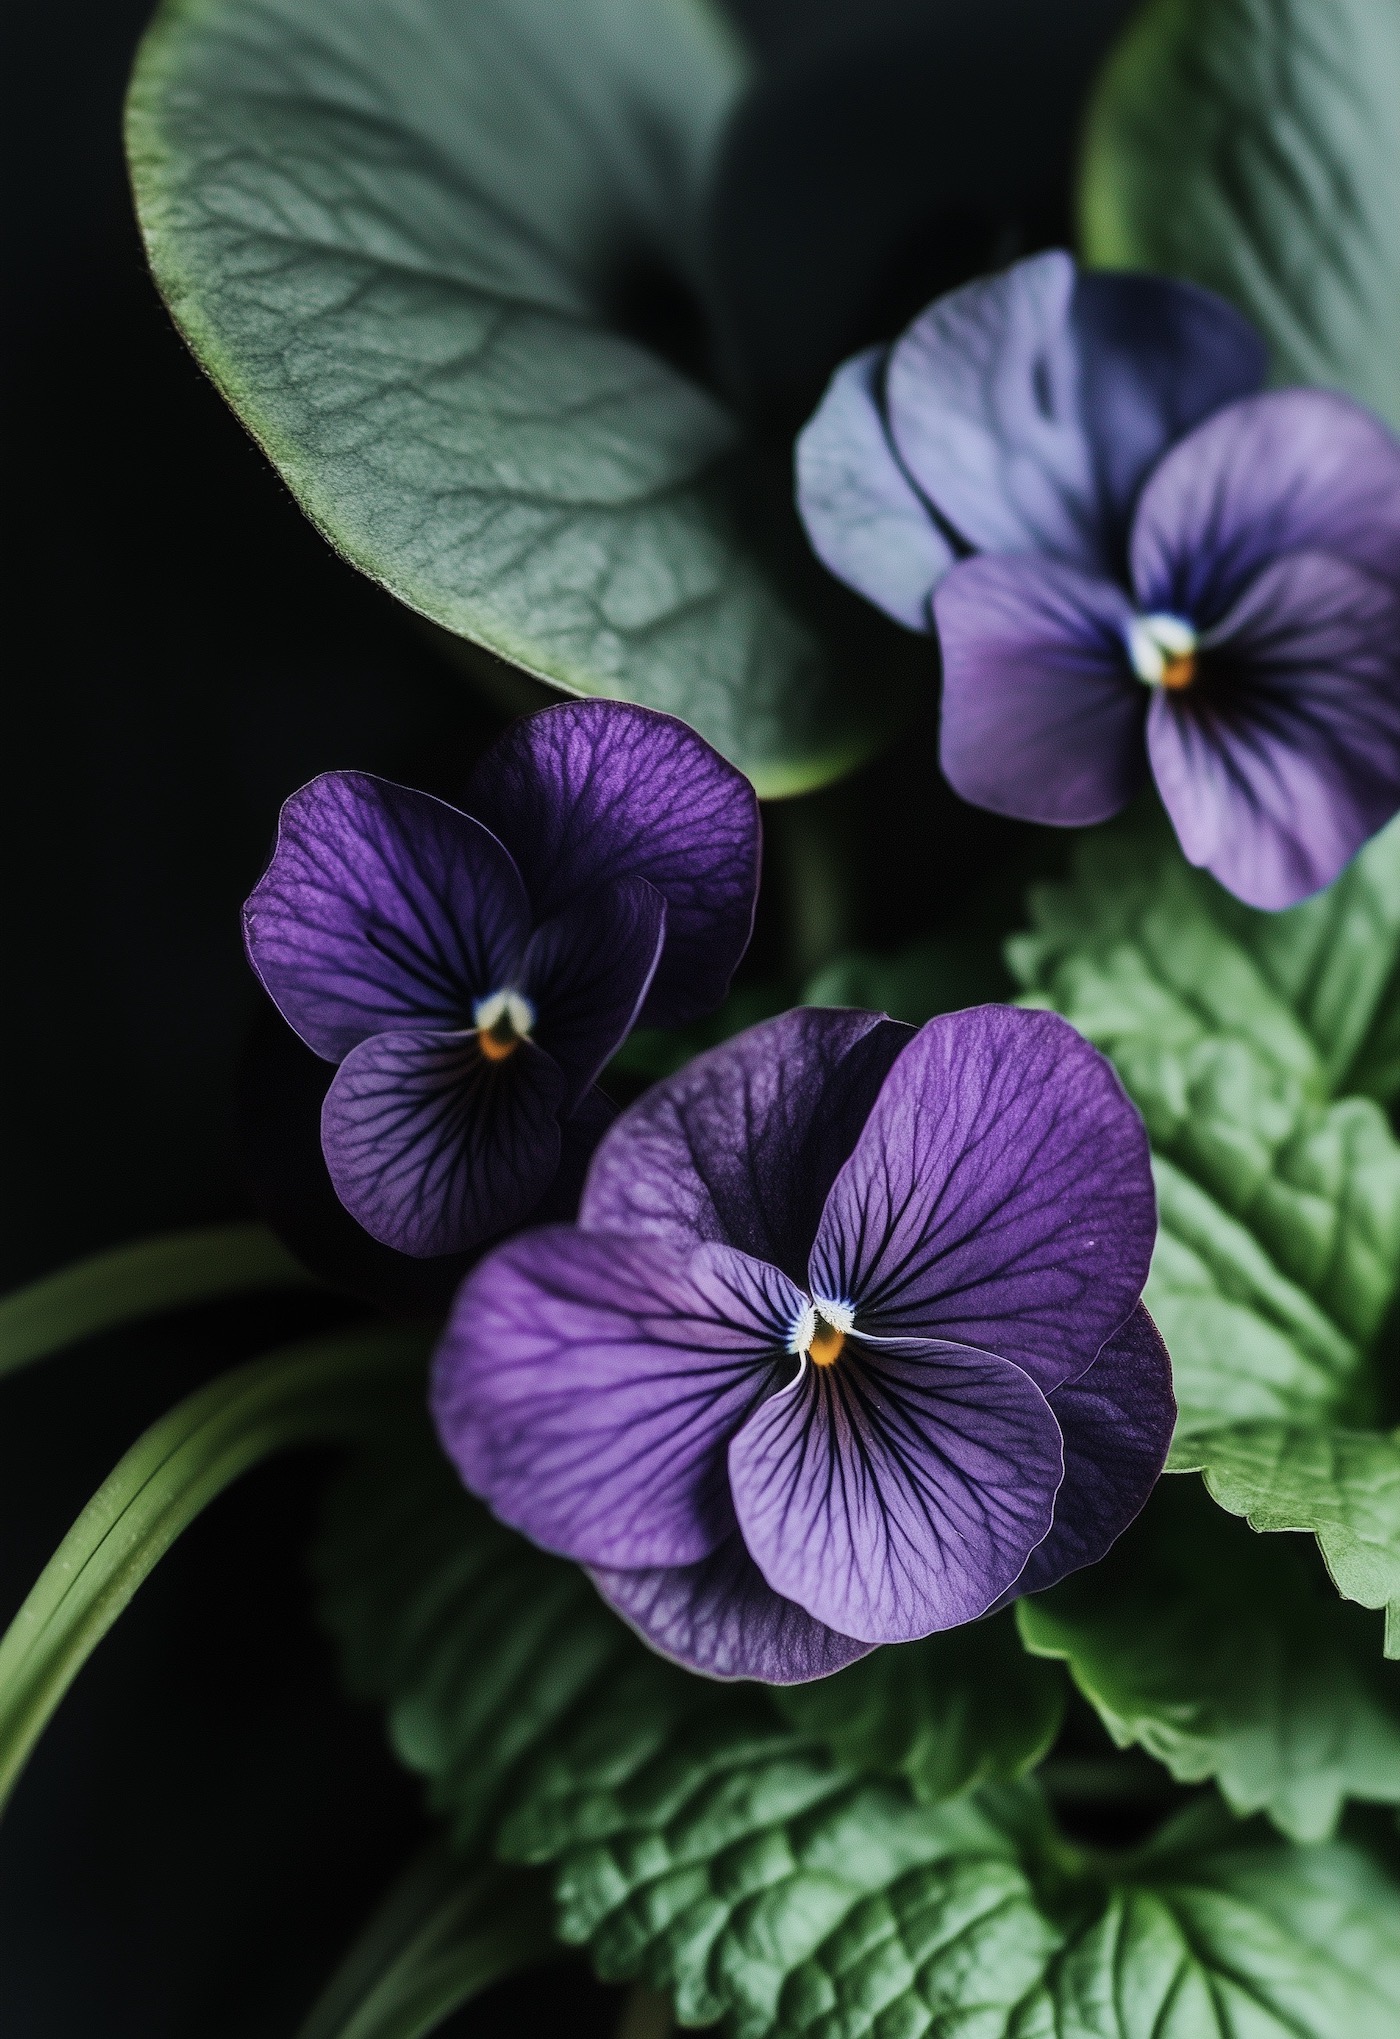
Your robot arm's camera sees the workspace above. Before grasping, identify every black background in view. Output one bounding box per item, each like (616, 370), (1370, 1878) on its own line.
(1, 2), (1134, 2029)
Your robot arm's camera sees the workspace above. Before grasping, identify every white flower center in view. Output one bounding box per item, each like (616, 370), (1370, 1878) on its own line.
(1125, 612), (1198, 691)
(472, 988), (536, 1062)
(788, 1296), (856, 1368)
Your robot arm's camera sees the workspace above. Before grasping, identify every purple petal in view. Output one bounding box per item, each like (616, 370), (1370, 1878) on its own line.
(590, 1534), (870, 1684)
(321, 1030), (565, 1258)
(1131, 389), (1400, 621)
(794, 345), (953, 629)
(1148, 552), (1400, 909)
(521, 877), (666, 1106)
(243, 773), (530, 1062)
(933, 554), (1147, 825)
(1070, 270), (1267, 554)
(430, 1229), (802, 1569)
(885, 250), (1104, 571)
(810, 1007), (1156, 1392)
(466, 701), (761, 1030)
(579, 1008), (912, 1282)
(995, 1305), (1175, 1607)
(728, 1340), (1062, 1644)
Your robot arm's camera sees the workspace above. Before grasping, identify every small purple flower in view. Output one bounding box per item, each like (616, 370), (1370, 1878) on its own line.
(243, 702), (760, 1259)
(431, 1004), (1174, 1683)
(796, 249), (1400, 909)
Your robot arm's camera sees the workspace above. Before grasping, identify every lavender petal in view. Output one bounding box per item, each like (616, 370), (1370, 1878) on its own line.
(579, 1007), (912, 1281)
(431, 1229), (802, 1570)
(810, 1006), (1156, 1392)
(590, 1533), (870, 1683)
(243, 772), (530, 1061)
(1148, 551), (1400, 908)
(467, 701), (760, 1029)
(934, 553), (1148, 826)
(728, 1338), (1062, 1644)
(320, 1029), (565, 1258)
(794, 344), (954, 628)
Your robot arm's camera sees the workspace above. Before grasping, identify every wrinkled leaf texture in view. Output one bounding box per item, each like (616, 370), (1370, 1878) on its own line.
(124, 0), (920, 793)
(1081, 0), (1400, 433)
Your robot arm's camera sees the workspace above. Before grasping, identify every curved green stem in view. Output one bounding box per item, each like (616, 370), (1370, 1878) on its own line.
(0, 1323), (427, 1814)
(296, 1843), (559, 2039)
(0, 1224), (316, 1379)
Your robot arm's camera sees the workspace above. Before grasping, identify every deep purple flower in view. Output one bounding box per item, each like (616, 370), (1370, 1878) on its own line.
(243, 702), (760, 1258)
(431, 1005), (1174, 1683)
(796, 249), (1400, 909)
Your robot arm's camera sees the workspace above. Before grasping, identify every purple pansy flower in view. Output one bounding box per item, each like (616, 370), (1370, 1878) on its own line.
(431, 1004), (1174, 1683)
(796, 249), (1400, 910)
(243, 702), (760, 1259)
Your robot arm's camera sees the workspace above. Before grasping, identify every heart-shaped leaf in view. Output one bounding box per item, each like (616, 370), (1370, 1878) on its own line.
(1019, 1477), (1400, 1841)
(125, 0), (925, 793)
(1081, 0), (1400, 432)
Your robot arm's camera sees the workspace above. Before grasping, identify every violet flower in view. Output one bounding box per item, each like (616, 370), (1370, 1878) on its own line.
(243, 701), (760, 1258)
(432, 1005), (1174, 1683)
(796, 249), (1400, 909)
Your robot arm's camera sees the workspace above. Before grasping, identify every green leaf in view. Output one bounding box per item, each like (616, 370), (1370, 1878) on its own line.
(1020, 1804), (1400, 2039)
(1008, 808), (1400, 1435)
(295, 1846), (558, 2039)
(1018, 1478), (1400, 1841)
(125, 0), (916, 793)
(502, 1687), (1400, 2039)
(803, 933), (1010, 1028)
(0, 1223), (315, 1378)
(313, 1415), (660, 1851)
(1173, 1425), (1400, 1660)
(1080, 0), (1400, 432)
(609, 980), (789, 1084)
(0, 1322), (426, 1815)
(775, 1616), (1066, 1807)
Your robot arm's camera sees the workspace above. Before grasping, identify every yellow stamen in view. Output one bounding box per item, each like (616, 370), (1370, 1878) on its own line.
(1161, 651), (1196, 691)
(478, 1024), (520, 1062)
(807, 1318), (846, 1367)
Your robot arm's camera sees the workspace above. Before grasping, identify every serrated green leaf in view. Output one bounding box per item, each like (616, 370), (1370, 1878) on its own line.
(1009, 809), (1400, 1435)
(1015, 1808), (1400, 2039)
(1171, 1425), (1400, 1660)
(775, 1617), (1066, 1807)
(313, 1415), (651, 1850)
(503, 1688), (1400, 2039)
(1018, 1478), (1400, 1842)
(500, 1698), (1055, 2037)
(1080, 0), (1400, 433)
(125, 0), (918, 792)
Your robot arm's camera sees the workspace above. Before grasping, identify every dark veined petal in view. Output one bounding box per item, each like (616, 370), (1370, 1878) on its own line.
(810, 1006), (1155, 1392)
(589, 1534), (870, 1684)
(1148, 552), (1400, 909)
(579, 1007), (912, 1282)
(933, 553), (1147, 826)
(1070, 269), (1267, 561)
(466, 701), (761, 1030)
(794, 345), (953, 629)
(884, 250), (1104, 570)
(243, 773), (530, 1061)
(431, 1230), (802, 1571)
(321, 1029), (565, 1259)
(1130, 389), (1400, 622)
(728, 1339), (1062, 1645)
(520, 876), (665, 1107)
(991, 1305), (1175, 1608)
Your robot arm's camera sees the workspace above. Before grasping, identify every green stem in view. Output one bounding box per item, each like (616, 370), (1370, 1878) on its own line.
(296, 1843), (559, 2039)
(768, 790), (860, 982)
(0, 1224), (316, 1379)
(0, 1323), (427, 1814)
